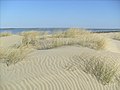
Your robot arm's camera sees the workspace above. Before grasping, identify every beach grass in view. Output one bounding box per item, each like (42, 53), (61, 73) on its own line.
(20, 31), (50, 47)
(63, 28), (91, 38)
(2, 29), (116, 52)
(0, 32), (12, 37)
(1, 29), (118, 65)
(111, 32), (120, 40)
(45, 29), (115, 51)
(84, 57), (119, 85)
(0, 47), (31, 66)
(76, 34), (110, 50)
(70, 54), (120, 85)
(20, 31), (41, 46)
(52, 28), (91, 38)
(35, 33), (114, 51)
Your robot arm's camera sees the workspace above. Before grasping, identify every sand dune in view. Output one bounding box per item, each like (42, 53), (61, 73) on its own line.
(0, 33), (120, 90)
(0, 46), (120, 90)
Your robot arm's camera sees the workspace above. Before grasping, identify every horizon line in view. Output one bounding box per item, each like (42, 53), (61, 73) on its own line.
(1, 27), (120, 29)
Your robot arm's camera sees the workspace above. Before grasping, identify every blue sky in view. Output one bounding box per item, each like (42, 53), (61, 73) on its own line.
(0, 0), (120, 28)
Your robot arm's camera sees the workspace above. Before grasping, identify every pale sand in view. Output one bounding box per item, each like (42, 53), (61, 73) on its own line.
(0, 34), (120, 90)
(0, 35), (22, 48)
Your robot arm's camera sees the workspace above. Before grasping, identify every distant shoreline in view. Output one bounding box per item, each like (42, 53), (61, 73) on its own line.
(0, 28), (120, 33)
(0, 28), (120, 29)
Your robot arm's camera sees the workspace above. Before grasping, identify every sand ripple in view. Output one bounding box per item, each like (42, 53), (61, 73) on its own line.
(0, 46), (120, 90)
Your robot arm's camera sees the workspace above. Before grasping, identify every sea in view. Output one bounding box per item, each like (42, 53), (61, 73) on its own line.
(0, 28), (120, 34)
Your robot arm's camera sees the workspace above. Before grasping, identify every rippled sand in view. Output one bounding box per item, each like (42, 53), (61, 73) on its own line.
(0, 34), (120, 90)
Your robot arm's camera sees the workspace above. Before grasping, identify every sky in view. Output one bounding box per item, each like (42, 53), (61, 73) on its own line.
(0, 0), (120, 28)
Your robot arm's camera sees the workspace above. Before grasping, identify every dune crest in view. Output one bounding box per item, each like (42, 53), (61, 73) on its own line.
(0, 31), (120, 90)
(1, 46), (120, 90)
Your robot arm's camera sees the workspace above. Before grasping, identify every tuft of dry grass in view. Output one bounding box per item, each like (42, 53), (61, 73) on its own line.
(20, 31), (49, 47)
(77, 34), (112, 50)
(65, 53), (120, 85)
(0, 47), (31, 66)
(0, 32), (12, 37)
(116, 75), (120, 87)
(82, 57), (119, 85)
(17, 30), (118, 53)
(20, 31), (41, 46)
(52, 28), (90, 38)
(35, 34), (114, 51)
(11, 30), (118, 52)
(34, 38), (64, 49)
(0, 48), (6, 60)
(49, 29), (116, 51)
(52, 31), (65, 38)
(111, 32), (120, 40)
(64, 28), (91, 38)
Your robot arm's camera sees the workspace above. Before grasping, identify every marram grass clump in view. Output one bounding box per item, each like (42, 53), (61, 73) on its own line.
(0, 47), (31, 66)
(0, 32), (12, 37)
(20, 31), (49, 47)
(77, 34), (114, 50)
(82, 57), (119, 85)
(20, 31), (41, 46)
(35, 34), (115, 51)
(52, 31), (65, 38)
(111, 32), (120, 40)
(36, 39), (73, 49)
(64, 28), (91, 38)
(52, 28), (91, 38)
(65, 54), (120, 85)
(48, 29), (117, 51)
(9, 29), (118, 53)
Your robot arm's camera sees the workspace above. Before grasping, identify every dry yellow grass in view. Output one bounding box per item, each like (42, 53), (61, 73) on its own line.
(2, 30), (116, 53)
(0, 48), (6, 60)
(49, 29), (117, 51)
(35, 33), (116, 52)
(81, 56), (119, 85)
(52, 31), (65, 38)
(111, 32), (120, 40)
(65, 53), (120, 85)
(20, 31), (49, 47)
(52, 28), (91, 38)
(0, 32), (12, 37)
(34, 29), (112, 50)
(20, 31), (41, 46)
(18, 29), (112, 51)
(77, 34), (112, 50)
(64, 28), (91, 38)
(0, 47), (31, 66)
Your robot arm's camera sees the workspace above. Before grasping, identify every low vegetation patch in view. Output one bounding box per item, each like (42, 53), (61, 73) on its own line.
(111, 33), (120, 40)
(82, 57), (119, 85)
(34, 38), (73, 49)
(63, 28), (91, 38)
(52, 28), (91, 38)
(35, 34), (113, 51)
(20, 31), (49, 47)
(66, 54), (120, 85)
(77, 34), (111, 50)
(45, 29), (115, 51)
(0, 32), (12, 37)
(0, 47), (31, 66)
(20, 31), (41, 46)
(13, 29), (115, 51)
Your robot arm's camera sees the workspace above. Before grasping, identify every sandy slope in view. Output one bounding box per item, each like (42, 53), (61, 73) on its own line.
(0, 35), (22, 48)
(0, 46), (120, 90)
(0, 35), (120, 90)
(113, 40), (120, 50)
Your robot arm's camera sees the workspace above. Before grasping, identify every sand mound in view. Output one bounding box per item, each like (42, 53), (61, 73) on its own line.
(0, 46), (120, 90)
(0, 33), (120, 90)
